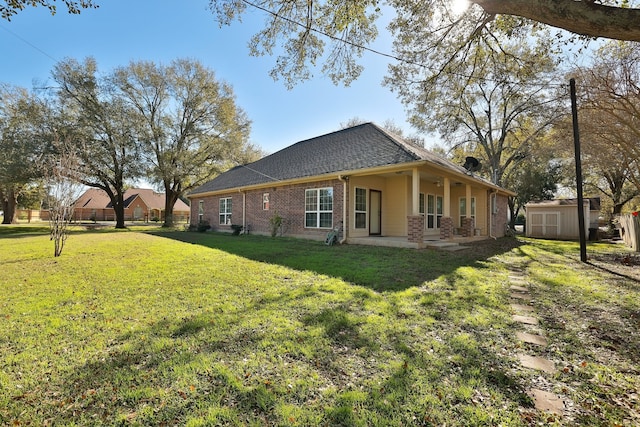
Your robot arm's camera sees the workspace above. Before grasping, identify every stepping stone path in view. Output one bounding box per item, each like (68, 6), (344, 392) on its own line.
(508, 271), (566, 417)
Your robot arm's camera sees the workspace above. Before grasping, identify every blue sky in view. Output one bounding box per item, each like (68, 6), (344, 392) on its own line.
(0, 0), (436, 154)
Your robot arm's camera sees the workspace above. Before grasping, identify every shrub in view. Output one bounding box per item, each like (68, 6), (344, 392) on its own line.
(196, 220), (211, 232)
(269, 213), (283, 237)
(231, 224), (243, 235)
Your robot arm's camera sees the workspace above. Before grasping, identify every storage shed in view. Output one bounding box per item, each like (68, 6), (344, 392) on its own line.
(525, 198), (601, 240)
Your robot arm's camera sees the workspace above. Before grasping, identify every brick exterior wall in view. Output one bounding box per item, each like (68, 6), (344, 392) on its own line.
(407, 215), (425, 245)
(191, 179), (345, 240)
(461, 216), (475, 237)
(440, 216), (454, 239)
(491, 193), (510, 238)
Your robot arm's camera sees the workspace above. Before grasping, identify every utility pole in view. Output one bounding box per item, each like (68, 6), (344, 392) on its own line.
(570, 78), (587, 262)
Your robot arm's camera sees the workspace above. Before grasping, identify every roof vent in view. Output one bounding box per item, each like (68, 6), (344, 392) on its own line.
(463, 156), (481, 173)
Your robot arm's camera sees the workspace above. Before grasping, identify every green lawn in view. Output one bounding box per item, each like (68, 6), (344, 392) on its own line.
(1, 226), (638, 426)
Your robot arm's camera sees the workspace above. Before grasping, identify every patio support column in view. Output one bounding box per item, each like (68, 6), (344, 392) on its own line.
(462, 184), (474, 237)
(412, 167), (420, 215)
(440, 177), (454, 239)
(408, 167), (424, 247)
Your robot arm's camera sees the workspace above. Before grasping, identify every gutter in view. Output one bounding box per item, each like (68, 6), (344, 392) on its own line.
(338, 175), (349, 244)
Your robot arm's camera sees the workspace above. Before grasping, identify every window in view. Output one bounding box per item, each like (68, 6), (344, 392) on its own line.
(305, 188), (333, 228)
(355, 188), (367, 229)
(419, 193), (425, 215)
(219, 197), (232, 225)
(459, 197), (476, 226)
(263, 193), (270, 210)
(436, 196), (443, 228)
(198, 201), (204, 223)
(427, 194), (435, 229)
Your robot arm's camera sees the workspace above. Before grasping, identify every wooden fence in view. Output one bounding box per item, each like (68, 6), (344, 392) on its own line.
(619, 213), (640, 251)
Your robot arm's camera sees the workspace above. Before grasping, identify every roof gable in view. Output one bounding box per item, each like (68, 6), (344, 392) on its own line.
(191, 123), (481, 195)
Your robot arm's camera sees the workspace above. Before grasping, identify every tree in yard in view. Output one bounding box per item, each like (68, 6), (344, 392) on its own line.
(0, 84), (48, 224)
(41, 141), (83, 257)
(52, 57), (142, 229)
(112, 59), (254, 227)
(506, 152), (564, 228)
(393, 36), (564, 188)
(571, 41), (640, 198)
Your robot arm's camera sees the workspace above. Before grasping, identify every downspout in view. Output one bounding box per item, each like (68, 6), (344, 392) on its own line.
(489, 189), (498, 240)
(338, 175), (349, 244)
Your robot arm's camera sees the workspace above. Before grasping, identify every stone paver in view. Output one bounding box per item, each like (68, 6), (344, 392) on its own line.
(509, 285), (529, 293)
(510, 303), (535, 313)
(513, 315), (539, 325)
(527, 388), (565, 415)
(510, 293), (533, 301)
(518, 354), (556, 373)
(516, 331), (548, 347)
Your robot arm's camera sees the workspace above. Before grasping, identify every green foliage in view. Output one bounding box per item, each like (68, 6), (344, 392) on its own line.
(269, 212), (283, 237)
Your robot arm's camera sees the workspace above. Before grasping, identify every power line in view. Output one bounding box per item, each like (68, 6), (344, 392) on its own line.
(240, 0), (569, 90)
(0, 22), (58, 63)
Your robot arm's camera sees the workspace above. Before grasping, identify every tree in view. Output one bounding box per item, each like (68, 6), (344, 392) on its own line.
(112, 59), (254, 227)
(573, 41), (640, 195)
(52, 57), (142, 229)
(41, 142), (83, 257)
(1, 0), (98, 20)
(0, 85), (47, 224)
(507, 155), (563, 227)
(209, 0), (640, 90)
(393, 36), (564, 187)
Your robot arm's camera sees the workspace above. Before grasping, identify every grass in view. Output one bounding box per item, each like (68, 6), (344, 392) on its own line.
(1, 225), (638, 426)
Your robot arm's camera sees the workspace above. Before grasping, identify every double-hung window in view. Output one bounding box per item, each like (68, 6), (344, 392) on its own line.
(355, 188), (367, 229)
(219, 197), (232, 225)
(305, 188), (333, 228)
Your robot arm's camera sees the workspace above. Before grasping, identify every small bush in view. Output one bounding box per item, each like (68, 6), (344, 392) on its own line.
(269, 213), (283, 237)
(196, 220), (211, 232)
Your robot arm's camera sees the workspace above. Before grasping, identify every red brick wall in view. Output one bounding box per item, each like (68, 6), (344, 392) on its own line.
(191, 179), (345, 239)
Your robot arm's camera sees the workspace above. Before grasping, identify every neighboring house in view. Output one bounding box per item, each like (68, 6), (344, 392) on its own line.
(188, 123), (515, 248)
(74, 188), (190, 222)
(525, 197), (601, 240)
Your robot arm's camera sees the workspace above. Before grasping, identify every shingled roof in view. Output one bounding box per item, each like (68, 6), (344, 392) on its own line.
(190, 122), (487, 195)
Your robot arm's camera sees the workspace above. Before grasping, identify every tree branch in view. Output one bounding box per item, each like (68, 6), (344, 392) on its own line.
(475, 0), (640, 41)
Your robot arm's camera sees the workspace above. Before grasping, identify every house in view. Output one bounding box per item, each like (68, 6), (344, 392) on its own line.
(74, 188), (190, 223)
(187, 123), (515, 248)
(525, 197), (601, 240)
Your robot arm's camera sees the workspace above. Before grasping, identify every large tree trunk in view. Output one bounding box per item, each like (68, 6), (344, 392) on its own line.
(112, 192), (127, 229)
(163, 188), (179, 228)
(1, 188), (18, 224)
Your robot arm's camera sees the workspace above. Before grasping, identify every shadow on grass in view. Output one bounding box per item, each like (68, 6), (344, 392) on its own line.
(147, 230), (524, 292)
(54, 285), (532, 426)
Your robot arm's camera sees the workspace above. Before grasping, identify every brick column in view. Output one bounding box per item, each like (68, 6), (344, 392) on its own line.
(440, 216), (454, 239)
(462, 217), (475, 237)
(407, 215), (425, 245)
